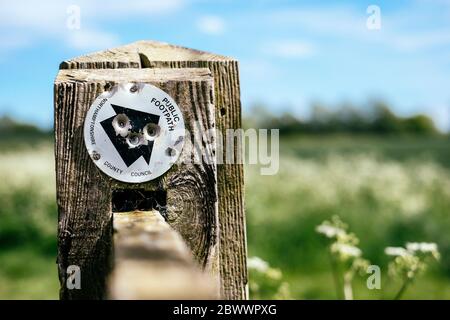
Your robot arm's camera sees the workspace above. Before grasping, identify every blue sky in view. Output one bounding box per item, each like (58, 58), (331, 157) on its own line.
(1, 0), (450, 130)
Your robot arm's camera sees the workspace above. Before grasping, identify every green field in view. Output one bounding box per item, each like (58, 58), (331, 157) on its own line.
(247, 134), (450, 299)
(0, 135), (449, 299)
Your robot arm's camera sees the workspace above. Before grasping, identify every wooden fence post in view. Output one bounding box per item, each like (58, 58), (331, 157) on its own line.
(54, 41), (247, 299)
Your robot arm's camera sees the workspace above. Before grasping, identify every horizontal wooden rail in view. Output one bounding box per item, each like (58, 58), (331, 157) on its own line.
(108, 210), (217, 299)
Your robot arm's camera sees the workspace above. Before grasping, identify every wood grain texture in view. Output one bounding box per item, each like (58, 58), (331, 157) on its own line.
(55, 68), (218, 299)
(59, 40), (248, 300)
(59, 47), (141, 70)
(109, 211), (217, 299)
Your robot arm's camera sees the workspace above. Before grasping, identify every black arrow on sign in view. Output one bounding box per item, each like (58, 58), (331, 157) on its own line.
(101, 104), (160, 167)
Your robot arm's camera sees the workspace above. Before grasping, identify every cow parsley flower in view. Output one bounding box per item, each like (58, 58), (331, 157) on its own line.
(316, 224), (345, 238)
(385, 247), (409, 257)
(316, 215), (369, 300)
(385, 241), (440, 298)
(247, 256), (269, 273)
(316, 215), (349, 239)
(331, 243), (362, 260)
(406, 242), (440, 259)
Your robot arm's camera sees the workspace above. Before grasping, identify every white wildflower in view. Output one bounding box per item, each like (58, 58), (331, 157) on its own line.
(247, 256), (269, 273)
(332, 243), (362, 258)
(406, 242), (437, 254)
(385, 247), (409, 257)
(316, 224), (345, 238)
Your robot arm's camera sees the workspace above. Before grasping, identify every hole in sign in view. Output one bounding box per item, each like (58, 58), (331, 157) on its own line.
(112, 189), (167, 215)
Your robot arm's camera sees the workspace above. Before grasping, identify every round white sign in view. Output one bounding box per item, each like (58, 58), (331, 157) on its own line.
(83, 83), (185, 183)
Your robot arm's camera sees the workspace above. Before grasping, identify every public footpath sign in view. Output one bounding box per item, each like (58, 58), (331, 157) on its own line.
(84, 83), (185, 183)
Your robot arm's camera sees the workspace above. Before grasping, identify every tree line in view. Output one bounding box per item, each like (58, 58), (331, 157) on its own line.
(245, 102), (442, 136)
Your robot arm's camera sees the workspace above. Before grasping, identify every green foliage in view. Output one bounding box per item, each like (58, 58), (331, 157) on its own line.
(246, 102), (441, 136)
(0, 116), (52, 150)
(0, 147), (56, 251)
(0, 146), (57, 299)
(403, 115), (438, 135)
(0, 248), (59, 299)
(0, 116), (51, 137)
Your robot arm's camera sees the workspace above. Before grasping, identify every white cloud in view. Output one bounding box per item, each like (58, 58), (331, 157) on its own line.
(264, 40), (315, 59)
(240, 59), (280, 79)
(0, 0), (185, 52)
(270, 7), (366, 39)
(0, 1), (66, 33)
(269, 6), (450, 52)
(390, 31), (450, 51)
(65, 29), (120, 50)
(95, 0), (184, 17)
(196, 15), (225, 35)
(0, 34), (31, 51)
(0, 0), (185, 28)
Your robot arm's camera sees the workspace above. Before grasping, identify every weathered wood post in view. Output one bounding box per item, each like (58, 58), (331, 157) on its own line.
(54, 41), (247, 299)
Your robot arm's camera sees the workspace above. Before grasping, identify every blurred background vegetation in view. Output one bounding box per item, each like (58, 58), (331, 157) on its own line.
(0, 101), (449, 299)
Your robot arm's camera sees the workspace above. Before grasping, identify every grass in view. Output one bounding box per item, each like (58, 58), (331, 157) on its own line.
(0, 248), (59, 299)
(283, 271), (450, 300)
(0, 134), (449, 299)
